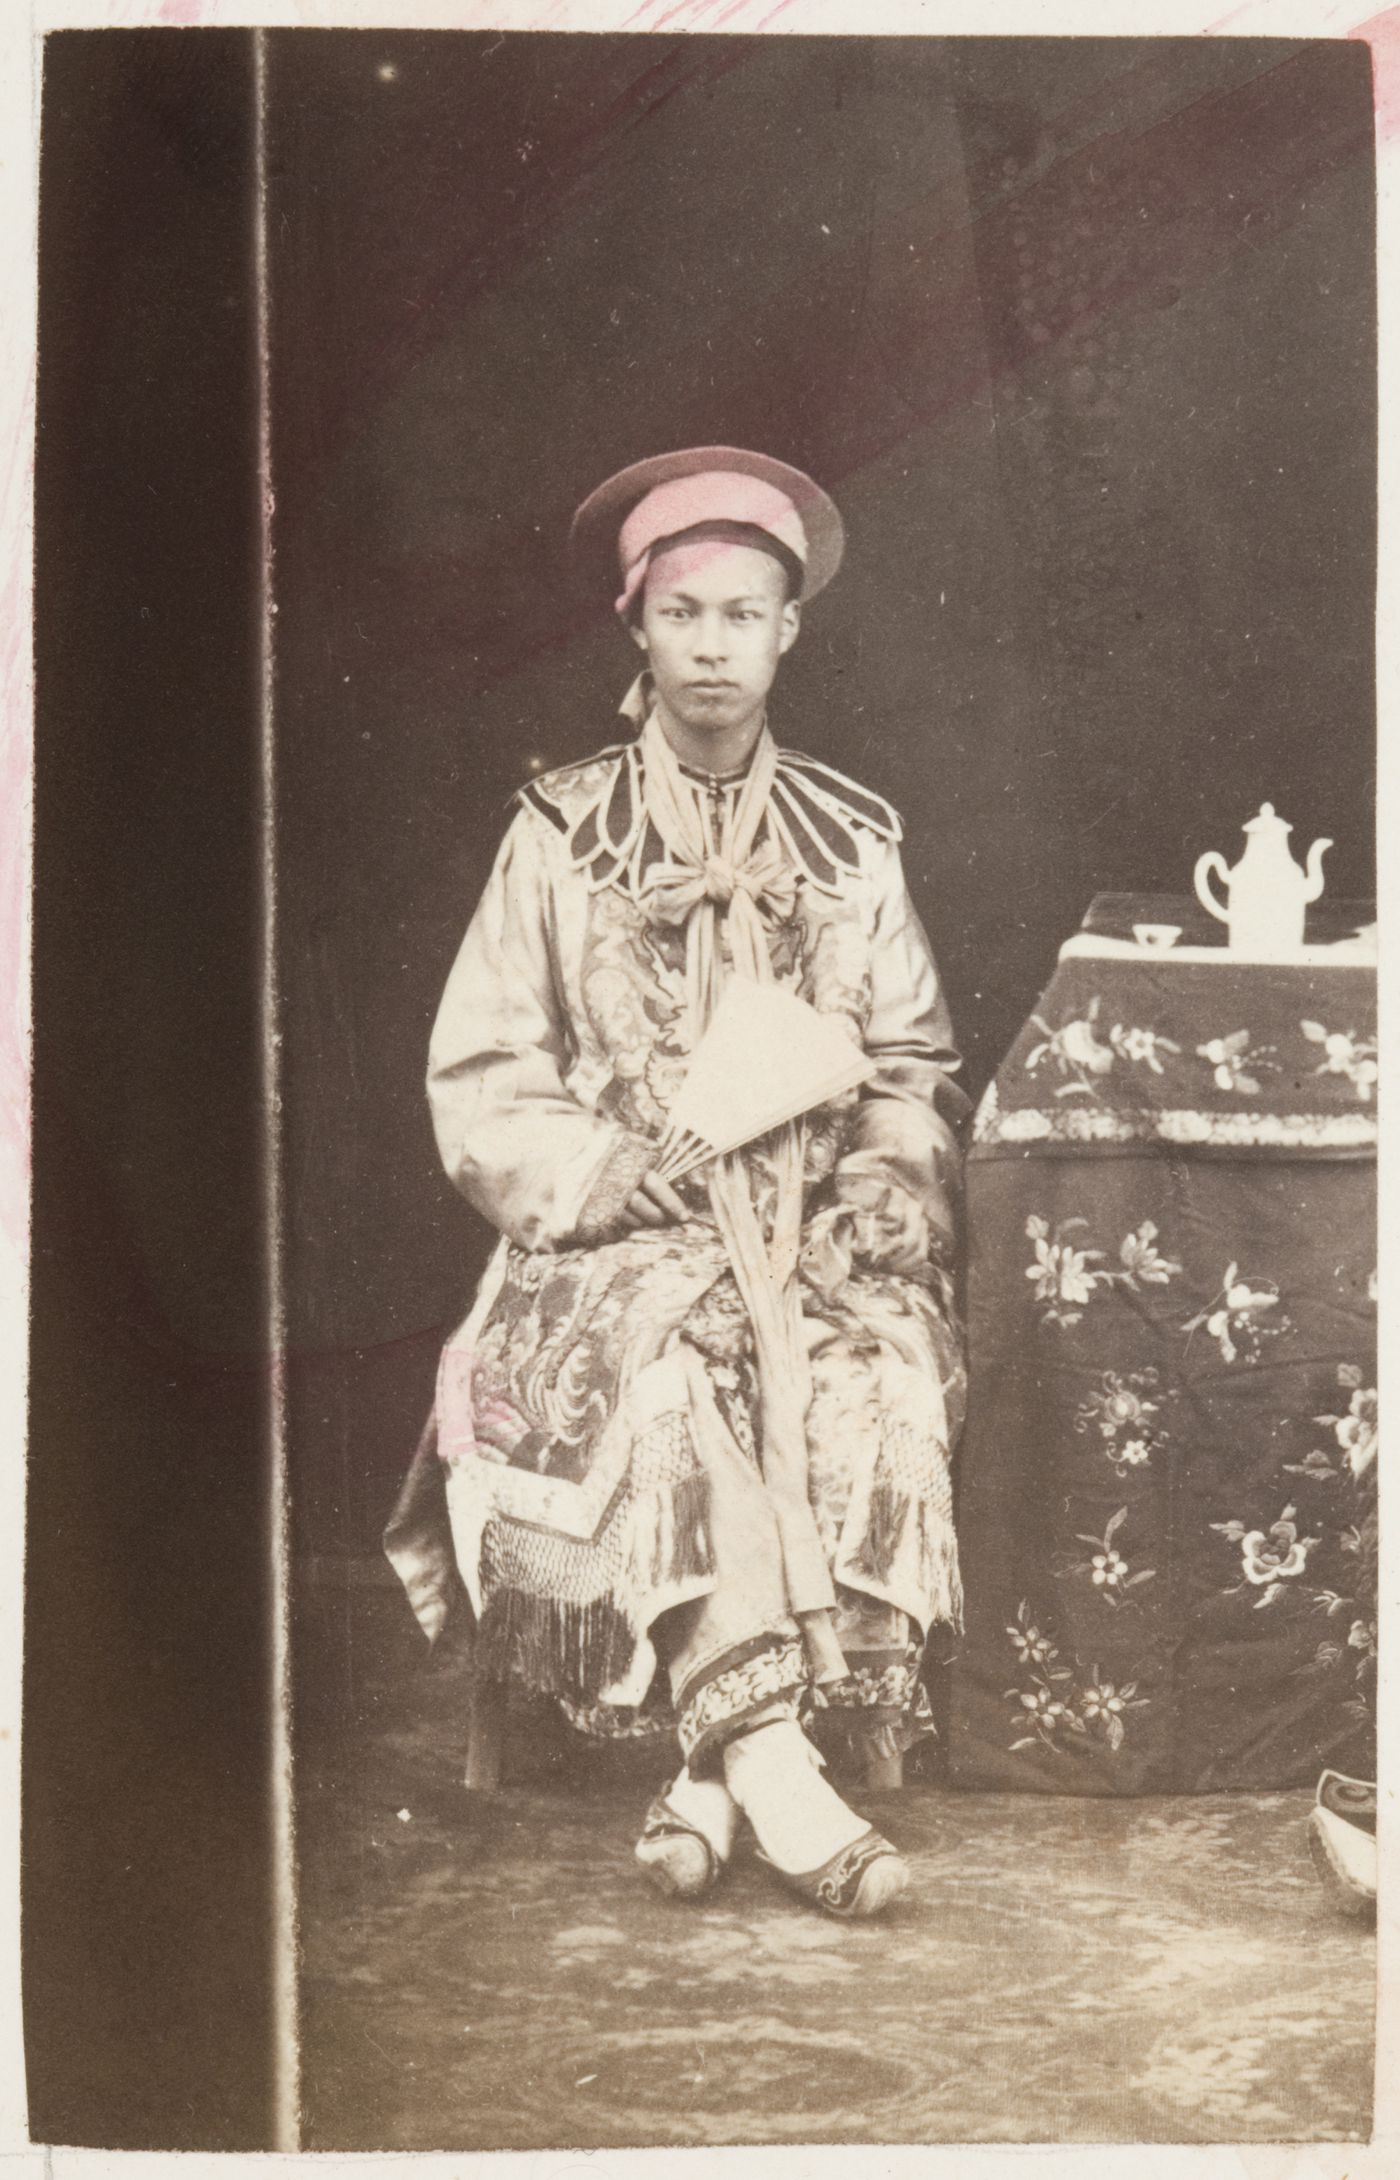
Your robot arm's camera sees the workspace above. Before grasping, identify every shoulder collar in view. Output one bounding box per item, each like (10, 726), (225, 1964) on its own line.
(516, 743), (650, 889)
(515, 742), (632, 828)
(515, 738), (901, 896)
(767, 749), (902, 890)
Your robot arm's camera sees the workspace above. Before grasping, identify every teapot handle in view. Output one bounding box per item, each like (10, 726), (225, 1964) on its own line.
(1194, 851), (1231, 925)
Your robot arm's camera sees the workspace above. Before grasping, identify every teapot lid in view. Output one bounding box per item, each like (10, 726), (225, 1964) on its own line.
(1243, 801), (1291, 835)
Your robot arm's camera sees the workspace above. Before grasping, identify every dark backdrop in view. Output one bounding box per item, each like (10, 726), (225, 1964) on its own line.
(267, 32), (1376, 1564)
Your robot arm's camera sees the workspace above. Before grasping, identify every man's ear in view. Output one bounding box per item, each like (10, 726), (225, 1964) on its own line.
(627, 615), (650, 654)
(778, 599), (802, 655)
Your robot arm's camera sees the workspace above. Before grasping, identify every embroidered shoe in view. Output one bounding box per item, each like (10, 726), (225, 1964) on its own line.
(1316, 1767), (1377, 1833)
(1307, 1769), (1377, 1916)
(757, 1827), (909, 1919)
(722, 1718), (910, 1918)
(634, 1772), (740, 1901)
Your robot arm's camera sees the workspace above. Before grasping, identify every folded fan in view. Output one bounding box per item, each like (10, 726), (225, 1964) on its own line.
(654, 980), (876, 1182)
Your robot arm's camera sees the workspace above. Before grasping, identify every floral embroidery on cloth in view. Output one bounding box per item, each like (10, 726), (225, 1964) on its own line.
(1276, 1361), (1378, 1728)
(1004, 1601), (1148, 1754)
(1025, 1214), (1182, 1328)
(803, 1640), (938, 1764)
(1319, 1363), (1378, 1481)
(1211, 1504), (1321, 1608)
(1196, 1030), (1280, 1095)
(1300, 1019), (1378, 1101)
(974, 944), (1377, 1161)
(1025, 995), (1180, 1096)
(1183, 1263), (1291, 1365)
(1061, 1506), (1156, 1604)
(1074, 1369), (1172, 1473)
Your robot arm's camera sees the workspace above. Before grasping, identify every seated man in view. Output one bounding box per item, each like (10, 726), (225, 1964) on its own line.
(387, 447), (969, 1919)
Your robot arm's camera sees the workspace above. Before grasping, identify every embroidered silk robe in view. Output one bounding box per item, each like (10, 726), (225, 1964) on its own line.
(389, 728), (970, 1763)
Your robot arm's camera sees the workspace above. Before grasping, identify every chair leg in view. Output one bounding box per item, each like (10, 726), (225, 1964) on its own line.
(464, 1676), (505, 1791)
(864, 1750), (904, 1791)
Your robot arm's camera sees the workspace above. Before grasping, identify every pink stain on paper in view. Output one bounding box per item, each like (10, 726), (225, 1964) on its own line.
(1346, 7), (1400, 139)
(1201, 1), (1400, 138)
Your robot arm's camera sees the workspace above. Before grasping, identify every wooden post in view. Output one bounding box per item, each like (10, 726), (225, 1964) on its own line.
(464, 1676), (505, 1791)
(864, 1750), (904, 1792)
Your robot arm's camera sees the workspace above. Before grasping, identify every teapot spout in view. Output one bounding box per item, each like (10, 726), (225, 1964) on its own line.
(1303, 837), (1333, 904)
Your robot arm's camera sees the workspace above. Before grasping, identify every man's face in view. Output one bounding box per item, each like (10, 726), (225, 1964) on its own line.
(631, 538), (800, 743)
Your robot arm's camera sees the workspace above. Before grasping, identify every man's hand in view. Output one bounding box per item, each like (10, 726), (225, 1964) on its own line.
(619, 1172), (690, 1232)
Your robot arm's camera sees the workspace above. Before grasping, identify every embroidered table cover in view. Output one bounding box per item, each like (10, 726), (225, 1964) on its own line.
(946, 899), (1377, 1793)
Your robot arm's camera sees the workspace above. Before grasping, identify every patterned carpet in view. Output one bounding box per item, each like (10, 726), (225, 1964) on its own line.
(295, 1582), (1374, 2151)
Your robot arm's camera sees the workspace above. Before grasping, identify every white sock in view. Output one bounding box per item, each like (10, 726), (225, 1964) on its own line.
(665, 1764), (741, 1861)
(722, 1719), (869, 1873)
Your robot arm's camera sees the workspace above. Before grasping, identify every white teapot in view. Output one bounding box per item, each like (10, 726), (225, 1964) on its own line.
(1194, 803), (1332, 959)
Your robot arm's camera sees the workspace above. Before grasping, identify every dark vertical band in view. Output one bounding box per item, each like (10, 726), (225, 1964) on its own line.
(28, 29), (273, 2147)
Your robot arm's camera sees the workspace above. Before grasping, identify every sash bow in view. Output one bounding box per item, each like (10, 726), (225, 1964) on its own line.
(638, 842), (798, 928)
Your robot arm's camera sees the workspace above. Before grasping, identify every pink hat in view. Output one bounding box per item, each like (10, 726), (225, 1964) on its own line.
(570, 446), (845, 616)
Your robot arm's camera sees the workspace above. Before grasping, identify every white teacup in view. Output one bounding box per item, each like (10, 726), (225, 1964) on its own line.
(1133, 922), (1182, 951)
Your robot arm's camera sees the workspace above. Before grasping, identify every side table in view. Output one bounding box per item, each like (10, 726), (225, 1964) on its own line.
(945, 898), (1377, 1793)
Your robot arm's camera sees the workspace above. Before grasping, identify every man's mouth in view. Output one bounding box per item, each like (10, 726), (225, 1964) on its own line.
(688, 680), (736, 693)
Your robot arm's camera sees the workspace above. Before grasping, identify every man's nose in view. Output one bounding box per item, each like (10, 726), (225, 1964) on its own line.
(692, 613), (729, 662)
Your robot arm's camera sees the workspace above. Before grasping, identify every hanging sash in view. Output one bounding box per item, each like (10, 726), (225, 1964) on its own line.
(637, 711), (846, 1684)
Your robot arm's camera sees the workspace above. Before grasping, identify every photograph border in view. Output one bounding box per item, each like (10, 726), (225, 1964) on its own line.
(4, 0), (1394, 2170)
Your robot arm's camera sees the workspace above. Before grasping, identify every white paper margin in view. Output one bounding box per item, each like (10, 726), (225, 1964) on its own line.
(3, 2), (1394, 2176)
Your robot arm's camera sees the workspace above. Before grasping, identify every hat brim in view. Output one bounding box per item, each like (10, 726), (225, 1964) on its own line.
(569, 445), (845, 609)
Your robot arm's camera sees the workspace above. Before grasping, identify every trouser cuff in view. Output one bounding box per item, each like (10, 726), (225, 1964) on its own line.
(676, 1633), (806, 1777)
